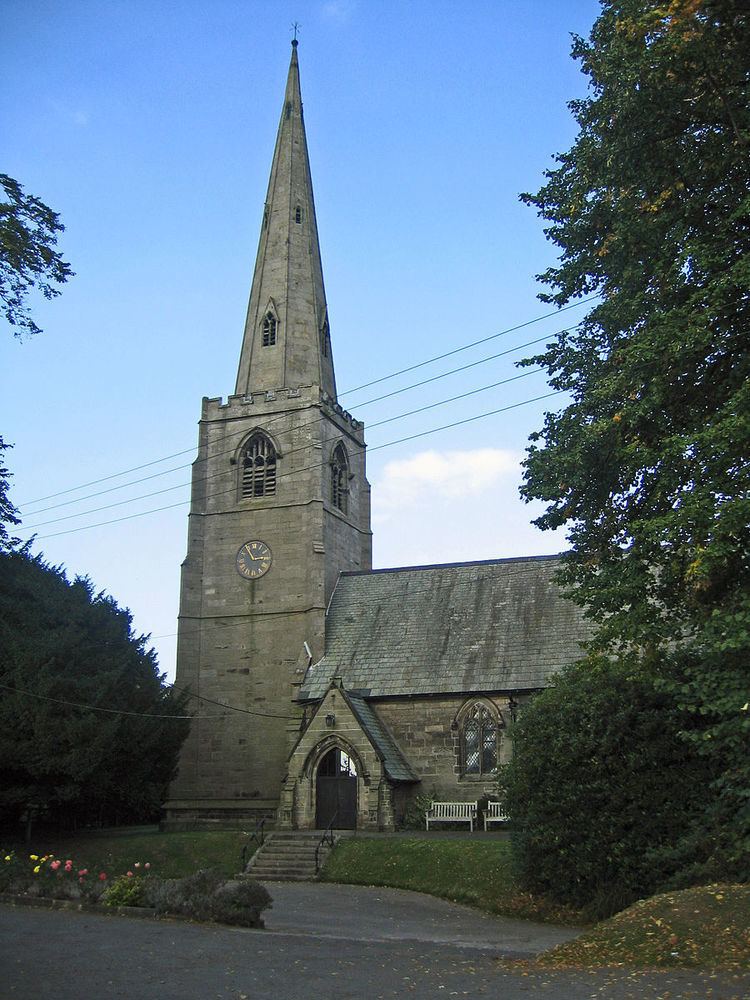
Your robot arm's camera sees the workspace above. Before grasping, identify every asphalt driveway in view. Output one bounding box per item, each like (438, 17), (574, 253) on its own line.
(262, 880), (577, 953)
(2, 887), (749, 1000)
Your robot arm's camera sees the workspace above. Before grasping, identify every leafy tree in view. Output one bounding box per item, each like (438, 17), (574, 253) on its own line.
(0, 551), (190, 838)
(519, 1), (750, 872)
(502, 656), (718, 917)
(1, 173), (74, 338)
(0, 437), (21, 552)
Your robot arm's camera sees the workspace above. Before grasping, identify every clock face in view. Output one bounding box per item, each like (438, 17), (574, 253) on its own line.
(236, 540), (273, 580)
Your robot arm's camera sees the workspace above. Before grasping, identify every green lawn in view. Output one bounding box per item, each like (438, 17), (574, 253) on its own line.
(321, 835), (582, 926)
(2, 828), (250, 880)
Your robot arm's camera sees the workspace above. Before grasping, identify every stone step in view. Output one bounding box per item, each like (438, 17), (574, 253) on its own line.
(253, 863), (315, 878)
(254, 856), (318, 865)
(258, 842), (320, 851)
(256, 874), (317, 882)
(250, 855), (323, 869)
(244, 832), (336, 882)
(266, 834), (329, 842)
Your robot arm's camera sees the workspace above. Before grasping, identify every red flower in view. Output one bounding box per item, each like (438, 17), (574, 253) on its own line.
(98, 872), (107, 881)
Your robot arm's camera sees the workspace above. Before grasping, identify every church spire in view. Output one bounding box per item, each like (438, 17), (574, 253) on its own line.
(235, 40), (337, 400)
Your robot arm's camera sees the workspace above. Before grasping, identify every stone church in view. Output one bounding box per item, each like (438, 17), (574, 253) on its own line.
(163, 42), (588, 832)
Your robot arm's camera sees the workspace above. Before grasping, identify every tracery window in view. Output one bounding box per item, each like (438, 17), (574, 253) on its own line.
(331, 443), (349, 514)
(461, 703), (498, 776)
(262, 312), (277, 347)
(240, 434), (277, 499)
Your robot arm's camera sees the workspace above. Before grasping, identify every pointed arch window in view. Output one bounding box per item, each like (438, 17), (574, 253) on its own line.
(295, 204), (303, 224)
(240, 433), (277, 499)
(461, 703), (499, 777)
(262, 312), (277, 347)
(331, 443), (349, 514)
(320, 318), (330, 358)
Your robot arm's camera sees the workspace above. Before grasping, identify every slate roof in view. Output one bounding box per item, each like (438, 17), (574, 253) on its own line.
(346, 693), (419, 783)
(299, 556), (591, 701)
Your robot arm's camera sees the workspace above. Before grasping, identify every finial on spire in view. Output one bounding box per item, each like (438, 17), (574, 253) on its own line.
(291, 21), (300, 46)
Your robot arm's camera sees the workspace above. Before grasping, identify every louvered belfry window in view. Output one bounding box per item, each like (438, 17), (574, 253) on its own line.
(463, 704), (498, 776)
(262, 312), (277, 347)
(331, 443), (348, 514)
(241, 434), (277, 499)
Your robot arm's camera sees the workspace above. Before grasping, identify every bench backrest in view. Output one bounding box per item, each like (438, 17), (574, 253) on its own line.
(429, 801), (477, 817)
(485, 801), (507, 817)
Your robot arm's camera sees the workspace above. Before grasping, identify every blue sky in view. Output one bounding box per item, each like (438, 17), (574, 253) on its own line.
(1, 0), (600, 679)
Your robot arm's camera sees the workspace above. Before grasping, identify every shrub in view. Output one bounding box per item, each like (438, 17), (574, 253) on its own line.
(103, 874), (148, 908)
(143, 868), (271, 928)
(503, 655), (719, 918)
(398, 790), (436, 831)
(210, 879), (272, 927)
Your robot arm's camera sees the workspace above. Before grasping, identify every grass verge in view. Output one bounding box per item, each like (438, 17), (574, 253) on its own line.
(533, 884), (750, 970)
(2, 829), (249, 880)
(321, 835), (582, 926)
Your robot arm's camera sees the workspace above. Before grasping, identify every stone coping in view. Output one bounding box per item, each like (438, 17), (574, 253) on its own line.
(0, 891), (158, 919)
(0, 886), (268, 930)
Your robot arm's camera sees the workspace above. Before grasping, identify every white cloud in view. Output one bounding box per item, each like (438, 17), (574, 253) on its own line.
(48, 100), (90, 127)
(373, 447), (520, 513)
(370, 447), (567, 569)
(320, 0), (356, 24)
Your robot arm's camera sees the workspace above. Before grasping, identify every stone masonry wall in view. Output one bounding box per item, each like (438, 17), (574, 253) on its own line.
(374, 693), (523, 824)
(280, 687), (388, 830)
(164, 386), (371, 827)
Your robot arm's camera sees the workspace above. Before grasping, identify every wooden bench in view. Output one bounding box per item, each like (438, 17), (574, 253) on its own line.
(483, 801), (509, 830)
(425, 801), (478, 832)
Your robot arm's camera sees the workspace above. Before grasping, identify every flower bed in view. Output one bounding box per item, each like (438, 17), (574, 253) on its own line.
(1, 851), (270, 928)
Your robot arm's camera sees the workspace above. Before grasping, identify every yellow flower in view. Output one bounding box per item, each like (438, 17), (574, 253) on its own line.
(29, 854), (39, 861)
(33, 865), (41, 874)
(4, 855), (11, 862)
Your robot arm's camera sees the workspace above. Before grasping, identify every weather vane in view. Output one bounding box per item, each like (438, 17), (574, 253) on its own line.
(291, 21), (301, 42)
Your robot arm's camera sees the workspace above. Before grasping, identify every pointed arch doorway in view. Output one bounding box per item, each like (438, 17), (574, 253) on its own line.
(315, 748), (357, 829)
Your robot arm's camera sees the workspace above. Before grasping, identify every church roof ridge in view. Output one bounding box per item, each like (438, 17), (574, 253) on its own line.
(339, 553), (566, 578)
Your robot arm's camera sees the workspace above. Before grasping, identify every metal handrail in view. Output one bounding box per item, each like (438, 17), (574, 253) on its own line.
(241, 816), (266, 871)
(315, 811), (338, 874)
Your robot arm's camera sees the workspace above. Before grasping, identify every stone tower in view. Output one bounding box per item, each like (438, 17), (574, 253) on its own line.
(164, 41), (372, 828)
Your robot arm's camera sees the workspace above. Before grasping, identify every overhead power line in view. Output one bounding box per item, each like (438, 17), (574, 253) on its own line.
(19, 298), (595, 508)
(339, 297), (594, 398)
(22, 367), (541, 530)
(21, 389), (561, 541)
(0, 681), (206, 720)
(169, 681), (301, 720)
(0, 679), (304, 722)
(22, 318), (571, 519)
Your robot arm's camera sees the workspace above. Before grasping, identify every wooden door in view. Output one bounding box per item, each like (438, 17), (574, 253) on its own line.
(315, 749), (357, 829)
